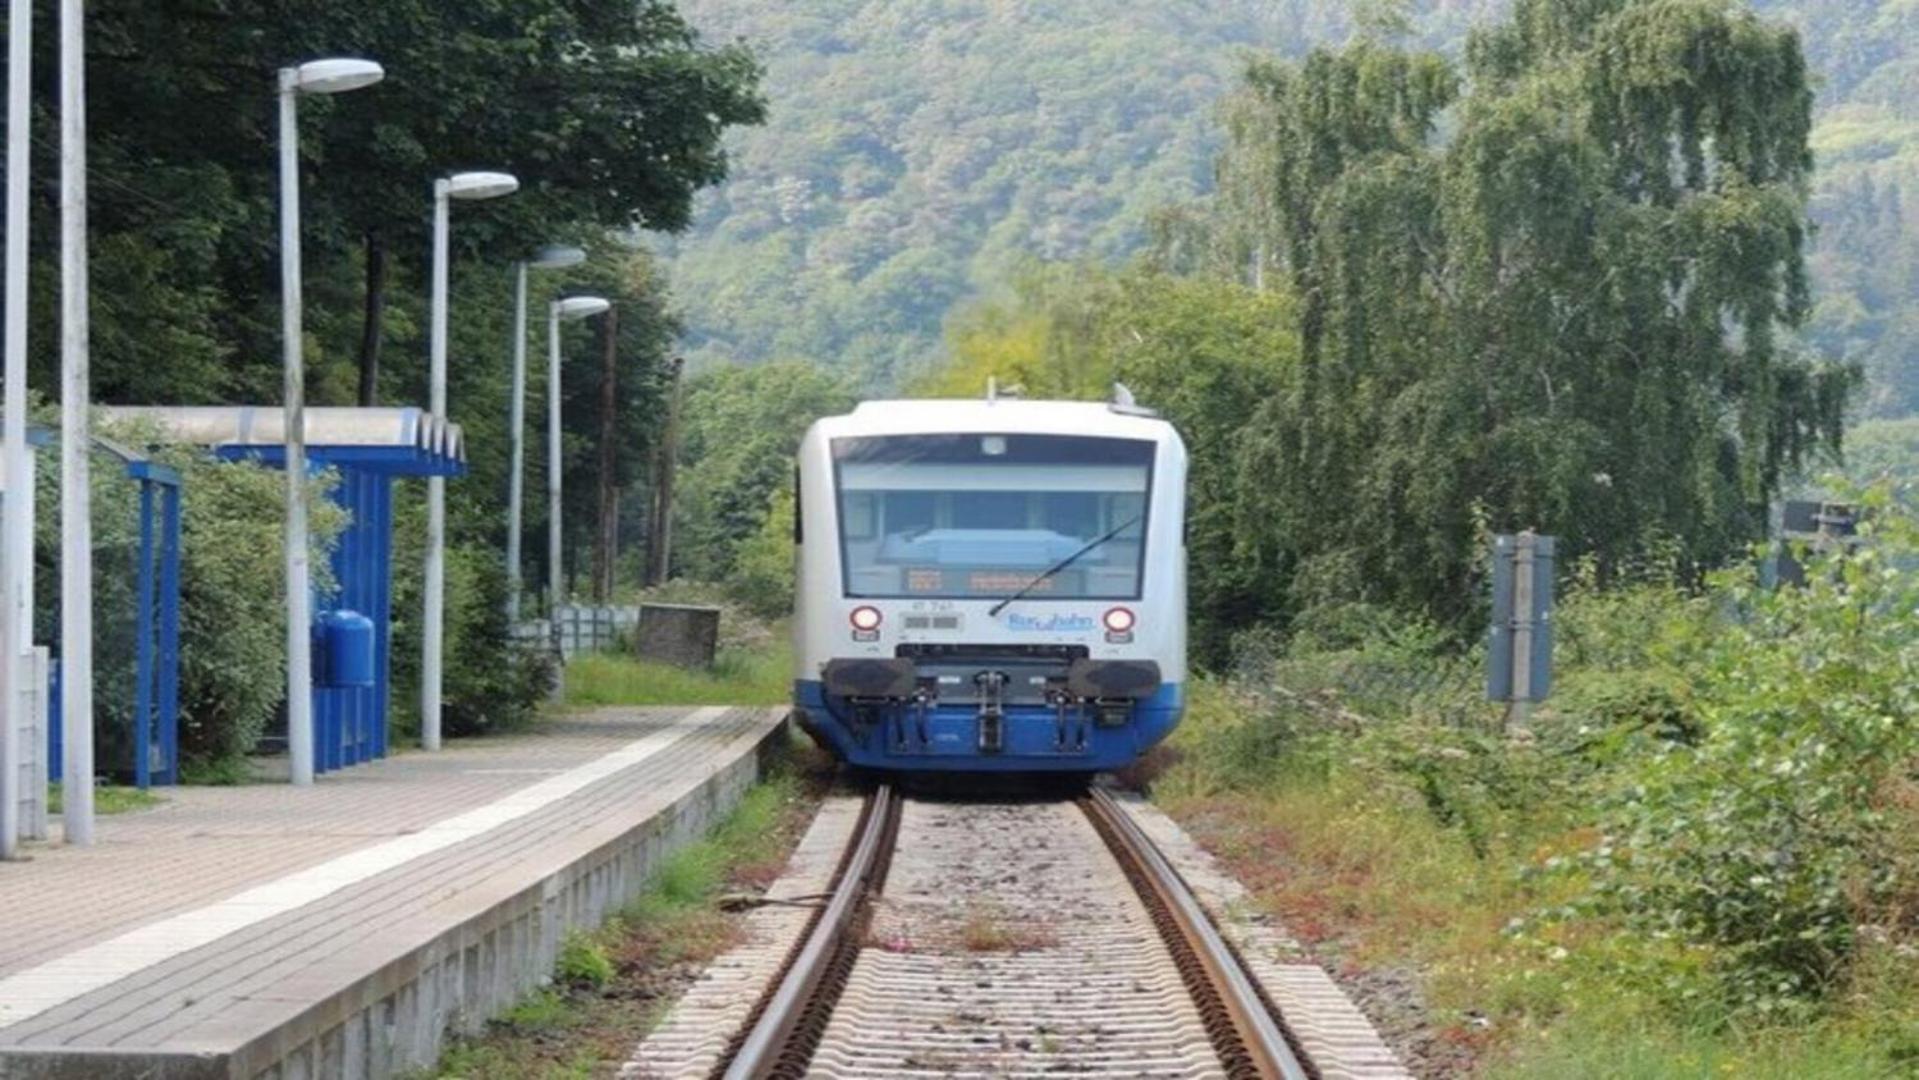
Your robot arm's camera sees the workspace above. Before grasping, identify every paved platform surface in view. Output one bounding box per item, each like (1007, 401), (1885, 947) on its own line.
(0, 704), (787, 1079)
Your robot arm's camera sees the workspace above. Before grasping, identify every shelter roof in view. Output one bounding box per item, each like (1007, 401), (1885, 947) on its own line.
(98, 406), (465, 477)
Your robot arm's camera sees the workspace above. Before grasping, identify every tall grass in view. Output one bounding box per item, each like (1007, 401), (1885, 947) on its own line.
(563, 644), (792, 708)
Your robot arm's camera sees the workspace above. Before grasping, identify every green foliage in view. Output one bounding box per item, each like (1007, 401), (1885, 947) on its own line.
(664, 0), (1409, 383)
(554, 932), (614, 991)
(1817, 417), (1919, 509)
(47, 784), (164, 817)
(168, 455), (347, 765)
(20, 0), (763, 412)
(564, 646), (791, 709)
(1162, 1), (1845, 635)
(661, 2), (1916, 418)
(726, 484), (797, 619)
(1761, 0), (1919, 419)
(389, 489), (552, 741)
(8, 2), (765, 668)
(913, 1), (1851, 656)
(30, 416), (348, 773)
(1578, 494), (1919, 1012)
(1157, 500), (1918, 1071)
(672, 361), (854, 582)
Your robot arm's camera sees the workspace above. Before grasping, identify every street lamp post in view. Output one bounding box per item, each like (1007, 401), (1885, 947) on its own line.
(423, 171), (517, 752)
(2, 0), (35, 858)
(508, 245), (586, 624)
(278, 57), (383, 788)
(547, 297), (611, 623)
(57, 0), (93, 845)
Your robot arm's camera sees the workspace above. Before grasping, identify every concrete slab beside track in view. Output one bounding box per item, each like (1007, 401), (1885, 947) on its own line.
(0, 705), (788, 1080)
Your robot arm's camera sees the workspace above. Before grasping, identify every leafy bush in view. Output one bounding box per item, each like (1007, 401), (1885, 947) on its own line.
(1580, 494), (1919, 1012)
(1169, 490), (1919, 1025)
(31, 419), (346, 773)
(726, 484), (796, 619)
(388, 489), (552, 741)
(672, 362), (853, 583)
(169, 453), (346, 764)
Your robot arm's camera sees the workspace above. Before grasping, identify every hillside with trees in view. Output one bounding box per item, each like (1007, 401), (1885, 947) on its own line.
(665, 0), (1917, 412)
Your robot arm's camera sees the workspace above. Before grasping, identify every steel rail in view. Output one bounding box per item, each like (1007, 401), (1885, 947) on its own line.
(721, 783), (898, 1080)
(1083, 787), (1314, 1080)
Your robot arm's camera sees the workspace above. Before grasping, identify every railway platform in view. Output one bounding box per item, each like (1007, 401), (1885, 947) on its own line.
(0, 704), (788, 1080)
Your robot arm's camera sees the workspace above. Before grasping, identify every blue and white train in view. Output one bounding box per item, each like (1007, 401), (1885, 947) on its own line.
(790, 389), (1187, 773)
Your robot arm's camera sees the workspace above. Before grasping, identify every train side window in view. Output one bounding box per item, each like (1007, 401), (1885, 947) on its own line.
(793, 467), (803, 544)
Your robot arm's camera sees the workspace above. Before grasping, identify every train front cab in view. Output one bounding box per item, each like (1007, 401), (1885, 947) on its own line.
(792, 405), (1187, 774)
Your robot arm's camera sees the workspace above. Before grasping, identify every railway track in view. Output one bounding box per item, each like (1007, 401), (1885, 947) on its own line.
(640, 784), (1319, 1079)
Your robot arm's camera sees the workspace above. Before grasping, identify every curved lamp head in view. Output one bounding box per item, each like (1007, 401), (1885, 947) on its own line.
(530, 245), (588, 270)
(443, 171), (519, 201)
(554, 296), (612, 320)
(287, 58), (385, 95)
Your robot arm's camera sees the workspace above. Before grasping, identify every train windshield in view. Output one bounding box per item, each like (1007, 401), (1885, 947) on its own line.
(832, 433), (1154, 600)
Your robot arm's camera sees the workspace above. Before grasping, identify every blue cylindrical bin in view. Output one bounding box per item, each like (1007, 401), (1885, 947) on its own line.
(315, 610), (376, 689)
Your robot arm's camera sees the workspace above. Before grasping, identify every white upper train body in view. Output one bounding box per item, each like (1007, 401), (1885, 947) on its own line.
(791, 394), (1188, 772)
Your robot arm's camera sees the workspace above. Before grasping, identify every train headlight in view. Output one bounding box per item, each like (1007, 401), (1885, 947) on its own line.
(1103, 607), (1136, 643)
(849, 606), (884, 634)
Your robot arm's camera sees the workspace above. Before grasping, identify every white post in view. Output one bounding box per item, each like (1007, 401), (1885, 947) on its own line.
(547, 303), (563, 617)
(2, 0), (34, 858)
(506, 261), (528, 623)
(58, 0), (93, 845)
(422, 180), (449, 751)
(277, 72), (314, 787)
(1506, 530), (1536, 735)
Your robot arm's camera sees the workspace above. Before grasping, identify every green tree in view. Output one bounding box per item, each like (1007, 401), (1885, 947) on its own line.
(1194, 0), (1851, 626)
(672, 361), (855, 582)
(915, 268), (1298, 663)
(727, 483), (797, 618)
(30, 0), (764, 412)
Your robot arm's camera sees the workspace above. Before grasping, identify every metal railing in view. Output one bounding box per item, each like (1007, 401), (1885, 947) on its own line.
(512, 604), (641, 660)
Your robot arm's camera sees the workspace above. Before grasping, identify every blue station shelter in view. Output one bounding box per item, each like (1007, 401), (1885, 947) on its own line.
(102, 406), (466, 774)
(11, 424), (184, 791)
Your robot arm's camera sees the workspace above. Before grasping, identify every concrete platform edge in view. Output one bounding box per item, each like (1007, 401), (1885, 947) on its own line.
(0, 709), (790, 1080)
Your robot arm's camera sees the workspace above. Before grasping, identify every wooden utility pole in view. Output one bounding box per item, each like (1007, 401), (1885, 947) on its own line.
(644, 356), (685, 586)
(592, 306), (620, 603)
(355, 232), (387, 406)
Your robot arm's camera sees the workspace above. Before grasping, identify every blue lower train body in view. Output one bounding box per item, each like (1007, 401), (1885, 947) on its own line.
(793, 679), (1184, 773)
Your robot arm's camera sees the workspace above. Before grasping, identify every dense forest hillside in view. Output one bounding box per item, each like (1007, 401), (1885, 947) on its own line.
(666, 0), (1916, 412)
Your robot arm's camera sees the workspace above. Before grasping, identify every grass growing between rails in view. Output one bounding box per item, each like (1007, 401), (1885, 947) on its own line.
(1148, 494), (1919, 1078)
(421, 738), (836, 1079)
(564, 645), (791, 709)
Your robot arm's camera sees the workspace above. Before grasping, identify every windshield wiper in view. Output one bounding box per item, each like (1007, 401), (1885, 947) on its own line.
(987, 515), (1142, 617)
